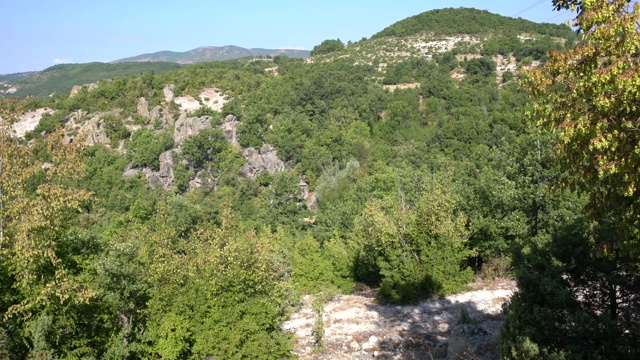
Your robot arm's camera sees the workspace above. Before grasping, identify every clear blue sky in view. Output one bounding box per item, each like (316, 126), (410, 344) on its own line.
(1, 0), (574, 74)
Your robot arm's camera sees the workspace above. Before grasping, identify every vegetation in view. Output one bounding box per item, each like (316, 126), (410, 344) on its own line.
(372, 8), (575, 38)
(500, 1), (640, 358)
(310, 39), (345, 56)
(3, 62), (181, 98)
(0, 5), (637, 358)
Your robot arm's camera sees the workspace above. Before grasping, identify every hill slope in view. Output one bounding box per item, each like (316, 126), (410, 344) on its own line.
(1, 62), (181, 98)
(372, 7), (573, 38)
(113, 45), (310, 64)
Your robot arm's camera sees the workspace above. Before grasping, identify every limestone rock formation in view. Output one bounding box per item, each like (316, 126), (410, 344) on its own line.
(10, 108), (55, 138)
(136, 97), (150, 118)
(299, 174), (317, 210)
(199, 88), (228, 111)
(173, 115), (213, 144)
(135, 149), (178, 190)
(63, 109), (122, 146)
(69, 83), (97, 97)
(171, 87), (231, 114)
(220, 114), (240, 145)
(173, 95), (201, 113)
(188, 170), (217, 192)
(163, 84), (175, 102)
(149, 106), (174, 128)
(240, 144), (286, 178)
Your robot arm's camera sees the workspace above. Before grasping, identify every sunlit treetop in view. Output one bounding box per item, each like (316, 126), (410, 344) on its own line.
(525, 0), (640, 230)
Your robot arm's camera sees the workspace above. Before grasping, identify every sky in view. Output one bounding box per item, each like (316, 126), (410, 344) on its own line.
(0, 0), (575, 74)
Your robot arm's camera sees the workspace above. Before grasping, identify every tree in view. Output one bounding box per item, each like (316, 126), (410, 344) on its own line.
(0, 101), (97, 357)
(524, 0), (640, 238)
(310, 39), (345, 56)
(351, 173), (474, 304)
(502, 1), (640, 358)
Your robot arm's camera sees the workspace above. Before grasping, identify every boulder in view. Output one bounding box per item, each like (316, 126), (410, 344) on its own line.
(137, 97), (150, 118)
(173, 115), (212, 144)
(122, 168), (139, 179)
(240, 144), (285, 178)
(63, 109), (121, 146)
(220, 114), (240, 145)
(163, 84), (175, 103)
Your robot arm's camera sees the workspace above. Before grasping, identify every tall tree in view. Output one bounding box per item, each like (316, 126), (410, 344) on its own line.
(524, 0), (640, 242)
(0, 100), (96, 357)
(501, 1), (640, 358)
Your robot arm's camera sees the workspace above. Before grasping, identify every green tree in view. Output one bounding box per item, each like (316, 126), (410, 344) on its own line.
(127, 128), (174, 170)
(524, 0), (640, 235)
(0, 113), (97, 357)
(351, 173), (474, 304)
(137, 206), (295, 359)
(181, 128), (228, 171)
(310, 39), (345, 56)
(502, 1), (640, 358)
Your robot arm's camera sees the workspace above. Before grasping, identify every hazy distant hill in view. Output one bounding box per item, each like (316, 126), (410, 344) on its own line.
(0, 62), (181, 98)
(112, 46), (310, 64)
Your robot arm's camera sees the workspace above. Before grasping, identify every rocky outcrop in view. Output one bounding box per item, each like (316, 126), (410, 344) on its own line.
(69, 83), (97, 97)
(199, 88), (228, 111)
(124, 149), (179, 190)
(10, 108), (55, 138)
(63, 109), (122, 146)
(173, 115), (213, 144)
(163, 85), (175, 103)
(173, 95), (201, 113)
(136, 97), (150, 118)
(171, 87), (231, 114)
(137, 96), (175, 128)
(240, 144), (286, 178)
(299, 174), (317, 210)
(220, 114), (240, 145)
(188, 170), (217, 192)
(149, 106), (174, 128)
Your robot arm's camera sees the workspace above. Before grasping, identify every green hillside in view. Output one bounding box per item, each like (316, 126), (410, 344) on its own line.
(373, 7), (574, 38)
(2, 62), (181, 98)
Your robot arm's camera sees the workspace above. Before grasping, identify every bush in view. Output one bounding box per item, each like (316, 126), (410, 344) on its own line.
(127, 128), (174, 170)
(352, 176), (475, 304)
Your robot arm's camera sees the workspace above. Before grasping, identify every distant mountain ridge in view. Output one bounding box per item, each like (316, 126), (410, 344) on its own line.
(112, 46), (310, 64)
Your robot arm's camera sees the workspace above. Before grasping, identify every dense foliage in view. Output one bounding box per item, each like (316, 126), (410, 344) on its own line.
(501, 0), (640, 358)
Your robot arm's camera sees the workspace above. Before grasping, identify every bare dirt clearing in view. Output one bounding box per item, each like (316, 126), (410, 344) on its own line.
(283, 279), (515, 359)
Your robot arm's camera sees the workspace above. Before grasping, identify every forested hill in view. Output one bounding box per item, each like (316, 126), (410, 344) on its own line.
(373, 7), (574, 38)
(0, 62), (181, 98)
(2, 5), (637, 359)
